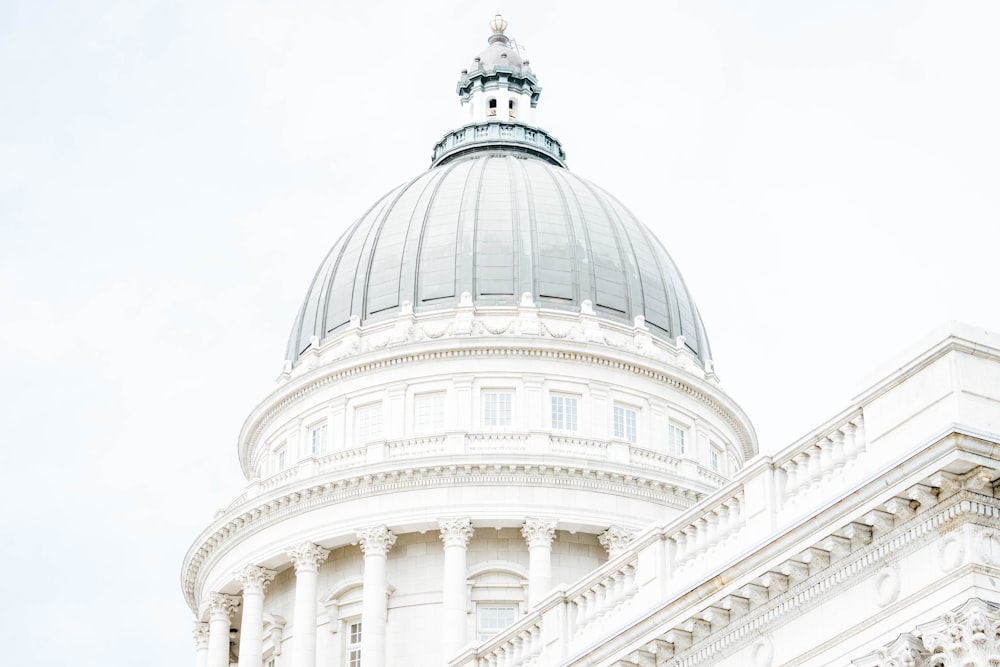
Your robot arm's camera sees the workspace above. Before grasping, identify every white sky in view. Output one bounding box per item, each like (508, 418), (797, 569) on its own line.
(1, 2), (998, 665)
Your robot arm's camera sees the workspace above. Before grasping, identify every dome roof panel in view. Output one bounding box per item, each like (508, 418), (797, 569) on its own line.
(287, 153), (712, 366)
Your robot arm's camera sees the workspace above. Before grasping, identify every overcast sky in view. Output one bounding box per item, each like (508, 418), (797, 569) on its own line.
(1, 2), (998, 665)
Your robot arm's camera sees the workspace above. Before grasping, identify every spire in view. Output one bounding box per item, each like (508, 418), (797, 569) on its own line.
(488, 13), (509, 45)
(456, 15), (540, 125)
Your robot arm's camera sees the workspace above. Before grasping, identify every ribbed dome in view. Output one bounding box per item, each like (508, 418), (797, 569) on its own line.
(286, 151), (711, 366)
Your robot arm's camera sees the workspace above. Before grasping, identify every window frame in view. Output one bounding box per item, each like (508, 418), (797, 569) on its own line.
(309, 423), (327, 456)
(414, 391), (446, 434)
(476, 603), (518, 642)
(481, 390), (514, 428)
(612, 404), (638, 444)
(346, 619), (362, 667)
(668, 423), (687, 456)
(355, 401), (383, 442)
(549, 393), (579, 432)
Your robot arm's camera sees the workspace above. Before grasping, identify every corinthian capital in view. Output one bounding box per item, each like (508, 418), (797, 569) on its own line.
(206, 593), (241, 622)
(599, 525), (635, 558)
(521, 518), (557, 549)
(357, 525), (397, 557)
(192, 621), (210, 649)
(236, 564), (277, 595)
(287, 542), (331, 574)
(438, 518), (474, 548)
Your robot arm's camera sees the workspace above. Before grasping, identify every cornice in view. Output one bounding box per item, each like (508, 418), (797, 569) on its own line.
(674, 489), (1000, 667)
(181, 460), (704, 612)
(238, 337), (756, 477)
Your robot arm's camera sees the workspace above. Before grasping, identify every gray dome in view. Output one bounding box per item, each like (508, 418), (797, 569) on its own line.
(286, 152), (711, 366)
(473, 41), (525, 70)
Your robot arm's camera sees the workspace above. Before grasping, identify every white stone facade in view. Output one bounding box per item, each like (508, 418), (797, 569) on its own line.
(181, 16), (1000, 667)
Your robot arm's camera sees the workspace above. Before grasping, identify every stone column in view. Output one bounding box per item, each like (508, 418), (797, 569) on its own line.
(522, 518), (557, 607)
(357, 525), (397, 667)
(598, 526), (634, 559)
(192, 621), (210, 667)
(206, 593), (240, 667)
(287, 542), (331, 667)
(236, 564), (277, 667)
(439, 518), (474, 658)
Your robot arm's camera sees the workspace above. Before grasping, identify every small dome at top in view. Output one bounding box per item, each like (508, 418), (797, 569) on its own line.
(471, 13), (525, 70)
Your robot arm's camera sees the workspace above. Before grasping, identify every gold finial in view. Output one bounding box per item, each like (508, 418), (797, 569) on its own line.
(489, 13), (508, 35)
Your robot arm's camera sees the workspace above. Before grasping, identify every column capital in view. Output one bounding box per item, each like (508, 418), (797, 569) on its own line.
(598, 525), (635, 558)
(438, 518), (474, 548)
(236, 563), (277, 596)
(192, 621), (210, 649)
(521, 518), (557, 549)
(287, 542), (331, 574)
(206, 592), (241, 622)
(357, 525), (397, 557)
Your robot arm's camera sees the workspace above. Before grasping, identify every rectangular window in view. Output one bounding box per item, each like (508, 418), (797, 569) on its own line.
(482, 391), (513, 427)
(267, 658), (276, 667)
(310, 423), (327, 455)
(613, 405), (637, 443)
(669, 424), (687, 456)
(347, 621), (362, 667)
(710, 447), (721, 472)
(550, 395), (578, 431)
(477, 604), (517, 642)
(356, 403), (383, 441)
(276, 448), (286, 471)
(415, 392), (445, 434)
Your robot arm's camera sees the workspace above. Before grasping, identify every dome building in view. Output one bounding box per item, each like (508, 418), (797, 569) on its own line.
(184, 16), (1000, 667)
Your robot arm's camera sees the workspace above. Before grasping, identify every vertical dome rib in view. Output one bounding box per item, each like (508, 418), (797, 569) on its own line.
(286, 155), (712, 368)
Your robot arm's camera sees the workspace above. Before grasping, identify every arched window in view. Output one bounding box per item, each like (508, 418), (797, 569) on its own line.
(466, 562), (528, 641)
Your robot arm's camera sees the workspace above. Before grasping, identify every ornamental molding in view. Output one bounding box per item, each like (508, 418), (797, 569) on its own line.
(356, 525), (397, 556)
(670, 487), (1000, 667)
(206, 592), (240, 622)
(582, 467), (1000, 667)
(599, 525), (636, 558)
(439, 518), (475, 548)
(853, 598), (1000, 666)
(287, 542), (330, 573)
(522, 518), (557, 548)
(183, 462), (701, 610)
(235, 564), (277, 595)
(241, 338), (754, 475)
(192, 621), (210, 649)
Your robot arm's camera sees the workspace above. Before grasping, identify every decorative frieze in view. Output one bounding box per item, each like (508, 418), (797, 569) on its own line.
(357, 525), (397, 556)
(438, 518), (474, 548)
(235, 564), (277, 595)
(287, 542), (330, 574)
(522, 518), (557, 549)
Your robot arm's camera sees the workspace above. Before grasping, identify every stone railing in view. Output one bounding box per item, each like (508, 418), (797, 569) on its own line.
(386, 435), (447, 459)
(430, 121), (567, 167)
(449, 481), (749, 667)
(448, 410), (880, 667)
(316, 448), (367, 473)
(774, 410), (868, 514)
(240, 435), (724, 504)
